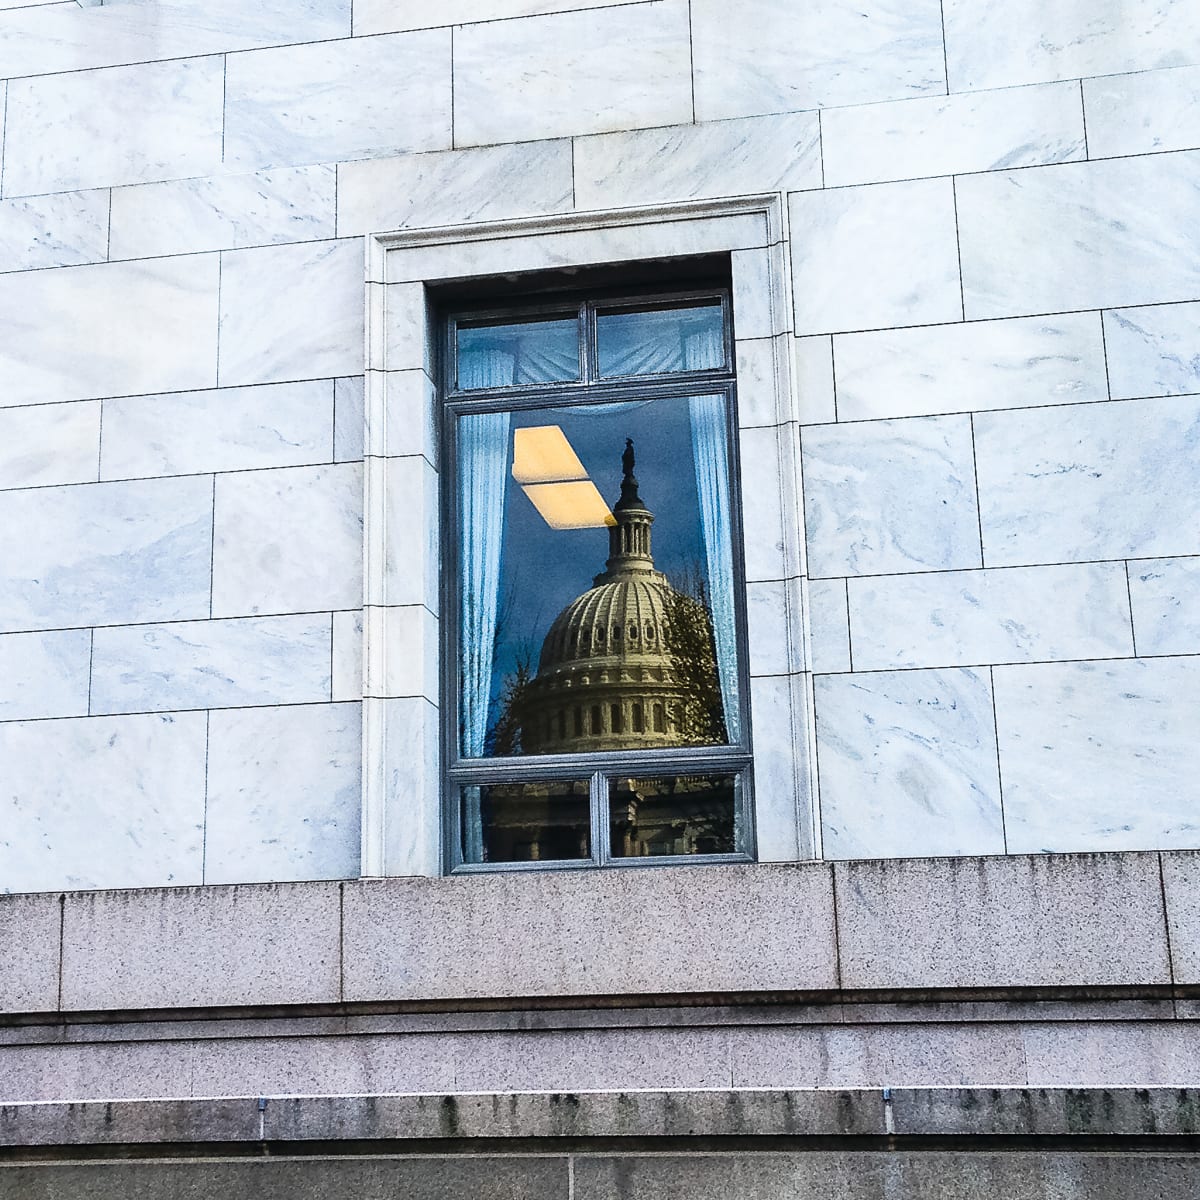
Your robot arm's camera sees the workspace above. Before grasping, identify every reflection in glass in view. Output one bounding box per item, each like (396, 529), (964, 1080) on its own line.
(457, 395), (740, 760)
(596, 301), (725, 377)
(609, 774), (738, 857)
(461, 780), (591, 863)
(457, 317), (580, 388)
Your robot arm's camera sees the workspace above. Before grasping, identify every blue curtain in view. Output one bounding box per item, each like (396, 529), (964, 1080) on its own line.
(458, 349), (515, 861)
(687, 392), (741, 744)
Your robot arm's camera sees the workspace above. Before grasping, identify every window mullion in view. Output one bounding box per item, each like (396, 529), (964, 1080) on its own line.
(590, 770), (608, 866)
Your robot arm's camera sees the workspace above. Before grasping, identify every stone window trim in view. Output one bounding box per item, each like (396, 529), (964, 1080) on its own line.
(362, 194), (815, 878)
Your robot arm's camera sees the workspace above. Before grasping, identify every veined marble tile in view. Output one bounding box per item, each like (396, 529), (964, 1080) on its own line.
(833, 313), (1109, 421)
(692, 0), (945, 121)
(1085, 65), (1200, 159)
(334, 376), (366, 462)
(0, 712), (207, 893)
(994, 657), (1200, 853)
(0, 401), (99, 490)
(815, 668), (1005, 859)
(3, 57), (223, 196)
(1129, 557), (1200, 657)
(801, 415), (982, 578)
(944, 0), (1200, 92)
(380, 455), (438, 613)
(338, 140), (571, 236)
(90, 614), (332, 715)
(0, 0), (348, 79)
(364, 604), (438, 702)
(807, 578), (851, 674)
(224, 30), (452, 173)
(100, 381), (334, 480)
(974, 395), (1200, 567)
(0, 190), (108, 273)
(848, 562), (1134, 671)
(212, 462), (362, 618)
(332, 609), (362, 702)
(788, 179), (962, 336)
(204, 702), (361, 885)
(109, 166), (336, 260)
(821, 81), (1085, 187)
(957, 152), (1200, 319)
(453, 0), (692, 147)
(0, 476), (213, 634)
(218, 239), (363, 388)
(0, 255), (219, 408)
(748, 672), (813, 862)
(1103, 302), (1200, 400)
(794, 336), (836, 426)
(746, 578), (806, 676)
(353, 0), (633, 34)
(0, 629), (90, 722)
(574, 111), (822, 211)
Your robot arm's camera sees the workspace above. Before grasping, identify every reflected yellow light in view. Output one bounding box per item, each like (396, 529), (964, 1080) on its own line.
(512, 425), (587, 484)
(521, 482), (617, 530)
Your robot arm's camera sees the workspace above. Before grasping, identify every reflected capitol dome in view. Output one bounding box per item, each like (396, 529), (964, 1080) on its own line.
(519, 438), (724, 754)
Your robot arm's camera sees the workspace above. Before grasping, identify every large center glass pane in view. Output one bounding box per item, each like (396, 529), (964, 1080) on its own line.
(456, 316), (581, 389)
(456, 393), (741, 761)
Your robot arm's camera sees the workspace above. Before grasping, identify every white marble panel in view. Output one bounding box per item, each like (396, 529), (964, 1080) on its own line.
(1129, 557), (1200, 657)
(994, 657), (1200, 853)
(353, 0), (631, 33)
(0, 0), (349, 79)
(0, 190), (108, 273)
(380, 455), (439, 613)
(692, 0), (945, 121)
(745, 578), (805, 677)
(815, 668), (1005, 859)
(747, 672), (812, 863)
(574, 111), (821, 211)
(848, 562), (1134, 671)
(224, 30), (452, 173)
(204, 702), (362, 885)
(738, 423), (795, 585)
(732, 247), (787, 339)
(338, 141), (571, 237)
(833, 313), (1109, 421)
(974, 395), (1200, 567)
(0, 629), (90, 722)
(0, 401), (99, 490)
(453, 0), (692, 146)
(372, 370), (437, 464)
(378, 695), (439, 877)
(90, 614), (332, 715)
(109, 166), (336, 260)
(957, 153), (1200, 319)
(334, 376), (366, 462)
(101, 381), (334, 481)
(794, 336), (836, 426)
(218, 239), (363, 388)
(801, 415), (981, 578)
(1103, 302), (1200, 400)
(332, 609), (363, 702)
(944, 0), (1200, 92)
(807, 578), (851, 674)
(0, 476), (213, 634)
(788, 179), (962, 336)
(3, 57), (223, 196)
(1085, 65), (1200, 159)
(364, 604), (438, 702)
(213, 462), (362, 618)
(735, 336), (789, 429)
(822, 81), (1085, 188)
(0, 712), (207, 893)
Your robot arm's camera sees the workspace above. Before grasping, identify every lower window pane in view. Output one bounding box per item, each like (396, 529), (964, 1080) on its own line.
(461, 780), (591, 864)
(609, 773), (738, 858)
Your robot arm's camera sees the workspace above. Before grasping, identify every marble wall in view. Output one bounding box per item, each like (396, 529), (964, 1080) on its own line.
(1, 0), (1199, 890)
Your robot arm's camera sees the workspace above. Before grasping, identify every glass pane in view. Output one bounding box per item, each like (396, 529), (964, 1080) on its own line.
(596, 301), (725, 377)
(456, 317), (580, 388)
(460, 780), (591, 864)
(456, 393), (742, 759)
(609, 773), (739, 857)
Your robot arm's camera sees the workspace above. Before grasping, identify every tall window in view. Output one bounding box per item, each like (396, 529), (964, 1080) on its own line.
(443, 287), (752, 870)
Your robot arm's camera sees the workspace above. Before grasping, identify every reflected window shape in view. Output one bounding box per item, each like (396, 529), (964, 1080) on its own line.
(456, 316), (580, 389)
(461, 780), (590, 864)
(597, 300), (725, 377)
(609, 774), (739, 858)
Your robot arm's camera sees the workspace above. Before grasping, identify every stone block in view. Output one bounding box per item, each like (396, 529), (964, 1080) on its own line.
(332, 610), (363, 701)
(1162, 851), (1200, 985)
(342, 862), (837, 1003)
(60, 880), (342, 1011)
(1129, 558), (1200, 657)
(0, 401), (100, 491)
(835, 851), (1170, 990)
(334, 376), (366, 463)
(1104, 301), (1200, 401)
(0, 891), (60, 1014)
(807, 578), (850, 674)
(0, 629), (90, 722)
(1085, 64), (1200, 159)
(1022, 1020), (1200, 1086)
(0, 189), (109, 273)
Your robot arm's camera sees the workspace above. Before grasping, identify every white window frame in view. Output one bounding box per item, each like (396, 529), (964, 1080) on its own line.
(360, 194), (816, 877)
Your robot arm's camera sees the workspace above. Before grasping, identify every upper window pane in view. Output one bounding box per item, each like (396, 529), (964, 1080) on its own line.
(596, 300), (725, 377)
(456, 316), (580, 389)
